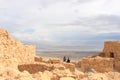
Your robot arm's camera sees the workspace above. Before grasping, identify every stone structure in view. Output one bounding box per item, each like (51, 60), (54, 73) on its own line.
(100, 41), (120, 58)
(79, 41), (120, 72)
(18, 63), (54, 74)
(0, 28), (35, 65)
(99, 41), (120, 71)
(80, 56), (114, 72)
(1, 28), (120, 79)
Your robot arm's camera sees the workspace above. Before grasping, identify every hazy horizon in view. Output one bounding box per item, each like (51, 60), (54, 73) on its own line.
(1, 0), (120, 51)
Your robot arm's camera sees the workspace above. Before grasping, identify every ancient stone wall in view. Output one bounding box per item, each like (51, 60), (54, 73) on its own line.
(18, 63), (54, 74)
(100, 41), (120, 71)
(80, 56), (114, 72)
(102, 41), (120, 59)
(0, 28), (35, 65)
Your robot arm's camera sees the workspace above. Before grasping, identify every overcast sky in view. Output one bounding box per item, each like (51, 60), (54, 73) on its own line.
(0, 0), (120, 51)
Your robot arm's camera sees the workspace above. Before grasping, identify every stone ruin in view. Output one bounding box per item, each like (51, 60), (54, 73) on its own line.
(0, 28), (77, 78)
(79, 41), (120, 72)
(100, 41), (120, 71)
(1, 28), (120, 80)
(0, 28), (35, 68)
(80, 56), (114, 72)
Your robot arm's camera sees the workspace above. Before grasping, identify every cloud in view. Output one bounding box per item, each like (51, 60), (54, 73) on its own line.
(70, 15), (120, 33)
(0, 0), (120, 51)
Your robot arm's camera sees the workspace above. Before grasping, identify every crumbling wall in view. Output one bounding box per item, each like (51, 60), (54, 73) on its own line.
(100, 41), (120, 72)
(0, 28), (35, 65)
(102, 41), (120, 59)
(80, 56), (114, 72)
(18, 63), (54, 74)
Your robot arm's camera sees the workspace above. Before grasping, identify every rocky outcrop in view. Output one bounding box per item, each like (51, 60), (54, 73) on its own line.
(0, 28), (35, 65)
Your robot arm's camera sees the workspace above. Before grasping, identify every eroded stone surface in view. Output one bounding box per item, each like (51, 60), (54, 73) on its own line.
(0, 28), (35, 65)
(80, 56), (114, 72)
(99, 41), (120, 71)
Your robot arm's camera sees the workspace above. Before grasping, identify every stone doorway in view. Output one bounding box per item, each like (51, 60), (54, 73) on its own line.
(110, 52), (114, 58)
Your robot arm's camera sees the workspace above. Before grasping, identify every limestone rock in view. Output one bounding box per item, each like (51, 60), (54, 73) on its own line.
(80, 56), (114, 72)
(18, 63), (54, 74)
(62, 62), (75, 72)
(41, 71), (53, 80)
(76, 60), (81, 68)
(15, 71), (35, 80)
(0, 54), (18, 69)
(32, 70), (59, 80)
(0, 66), (19, 80)
(52, 69), (75, 78)
(47, 58), (61, 64)
(35, 56), (42, 62)
(100, 41), (120, 71)
(53, 64), (66, 70)
(81, 72), (120, 80)
(0, 28), (35, 65)
(60, 77), (75, 80)
(0, 65), (35, 80)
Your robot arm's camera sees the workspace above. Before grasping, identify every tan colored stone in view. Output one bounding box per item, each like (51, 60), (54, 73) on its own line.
(53, 64), (65, 70)
(0, 65), (35, 80)
(0, 54), (18, 69)
(80, 56), (114, 72)
(47, 58), (61, 64)
(52, 69), (75, 78)
(99, 41), (120, 71)
(76, 60), (81, 68)
(35, 56), (42, 62)
(60, 77), (75, 80)
(0, 28), (35, 65)
(18, 63), (54, 74)
(81, 72), (120, 80)
(62, 62), (75, 72)
(15, 71), (35, 80)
